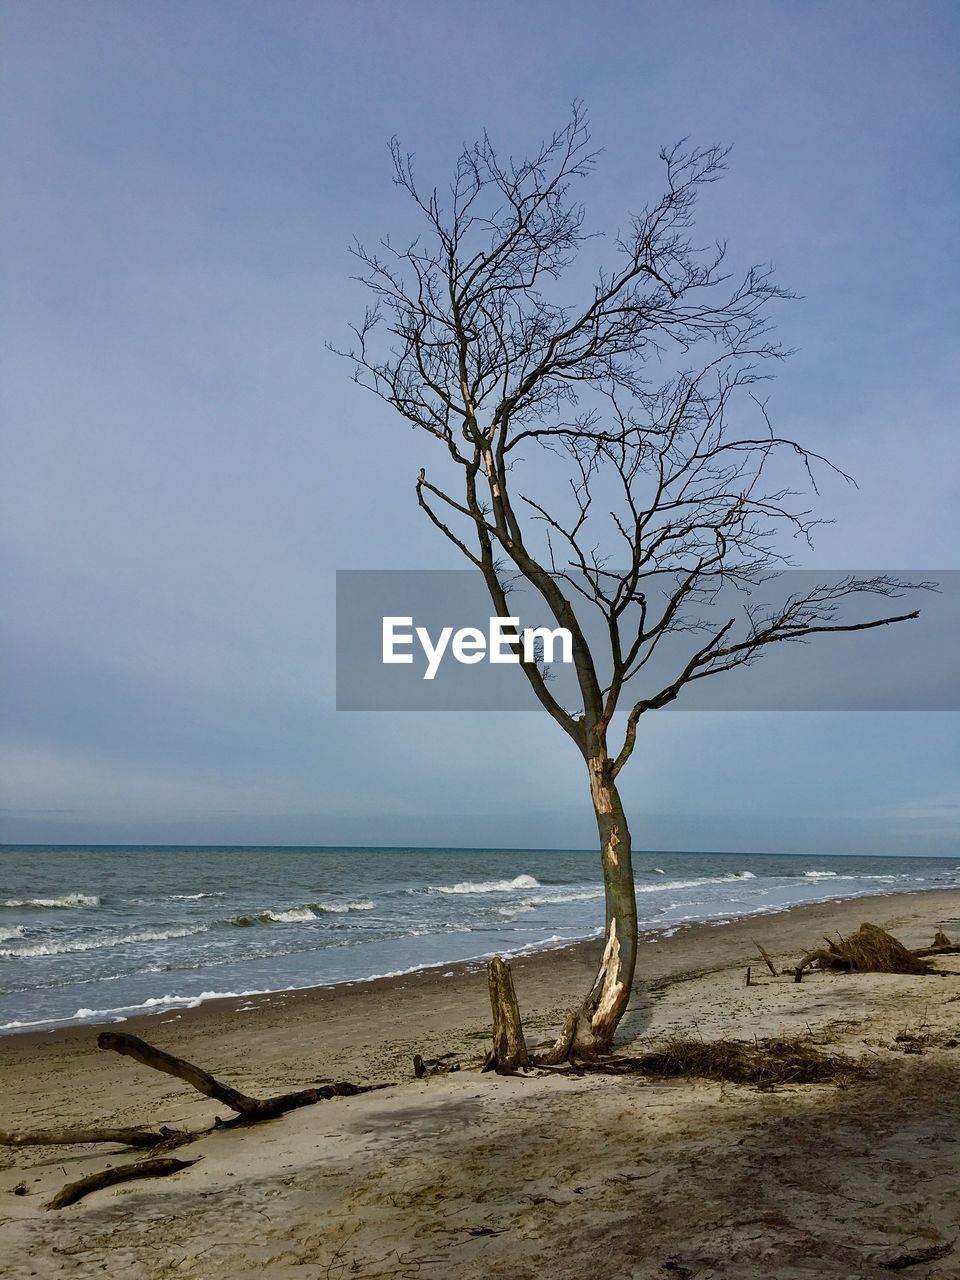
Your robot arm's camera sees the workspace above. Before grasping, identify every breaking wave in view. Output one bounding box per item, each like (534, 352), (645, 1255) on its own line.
(0, 926), (207, 959)
(313, 900), (376, 913)
(432, 874), (541, 895)
(258, 907), (318, 924)
(636, 872), (756, 894)
(71, 990), (261, 1022)
(230, 901), (376, 926)
(2, 893), (100, 909)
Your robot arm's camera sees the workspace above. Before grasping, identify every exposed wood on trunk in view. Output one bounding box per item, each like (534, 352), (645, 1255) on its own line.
(482, 957), (530, 1074)
(539, 760), (638, 1063)
(45, 1157), (198, 1210)
(0, 1126), (176, 1149)
(591, 916), (627, 1028)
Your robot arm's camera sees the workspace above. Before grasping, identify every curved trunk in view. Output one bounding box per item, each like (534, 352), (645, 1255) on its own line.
(545, 749), (637, 1061)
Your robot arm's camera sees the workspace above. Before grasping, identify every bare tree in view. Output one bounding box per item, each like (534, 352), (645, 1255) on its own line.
(338, 105), (924, 1060)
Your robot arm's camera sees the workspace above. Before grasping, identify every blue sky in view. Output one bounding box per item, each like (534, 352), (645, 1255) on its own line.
(1, 0), (957, 854)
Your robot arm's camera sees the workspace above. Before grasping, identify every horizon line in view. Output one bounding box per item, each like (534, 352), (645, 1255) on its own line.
(0, 842), (955, 859)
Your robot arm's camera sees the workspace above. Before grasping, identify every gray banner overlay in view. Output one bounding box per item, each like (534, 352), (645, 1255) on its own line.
(336, 570), (958, 712)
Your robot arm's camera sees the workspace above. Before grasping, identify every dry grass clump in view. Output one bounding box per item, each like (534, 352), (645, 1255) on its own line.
(606, 1035), (857, 1087)
(802, 923), (934, 976)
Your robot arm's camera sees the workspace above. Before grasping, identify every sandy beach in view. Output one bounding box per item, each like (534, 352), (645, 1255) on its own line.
(2, 887), (959, 1278)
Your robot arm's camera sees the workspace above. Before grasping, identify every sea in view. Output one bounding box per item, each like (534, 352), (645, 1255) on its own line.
(1, 845), (958, 1035)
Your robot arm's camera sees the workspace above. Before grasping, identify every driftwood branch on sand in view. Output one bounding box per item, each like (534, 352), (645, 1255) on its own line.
(17, 1032), (391, 1210)
(97, 1032), (385, 1122)
(97, 1032), (320, 1121)
(1, 1126), (178, 1150)
(45, 1157), (200, 1211)
(912, 926), (960, 958)
(754, 941), (780, 976)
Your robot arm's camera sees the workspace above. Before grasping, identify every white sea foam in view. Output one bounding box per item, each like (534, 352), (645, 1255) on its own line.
(170, 892), (225, 901)
(313, 900), (376, 913)
(432, 874), (541, 894)
(0, 926), (206, 959)
(635, 872), (756, 894)
(255, 900), (375, 924)
(529, 888), (604, 906)
(800, 872), (897, 881)
(496, 876), (758, 915)
(71, 989), (261, 1020)
(2, 893), (100, 909)
(258, 907), (318, 924)
(0, 1015), (72, 1030)
(0, 925), (26, 942)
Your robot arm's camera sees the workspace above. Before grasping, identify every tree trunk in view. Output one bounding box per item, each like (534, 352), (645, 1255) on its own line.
(545, 749), (637, 1062)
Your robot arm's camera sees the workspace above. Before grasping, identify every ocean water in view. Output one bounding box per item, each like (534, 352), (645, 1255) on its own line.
(1, 845), (958, 1034)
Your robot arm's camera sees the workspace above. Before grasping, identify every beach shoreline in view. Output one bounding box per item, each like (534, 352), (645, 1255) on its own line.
(0, 881), (955, 1051)
(4, 845), (955, 1037)
(2, 884), (957, 1088)
(3, 886), (959, 1278)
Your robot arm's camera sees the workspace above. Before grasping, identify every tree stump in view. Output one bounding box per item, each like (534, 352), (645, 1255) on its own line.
(483, 957), (530, 1074)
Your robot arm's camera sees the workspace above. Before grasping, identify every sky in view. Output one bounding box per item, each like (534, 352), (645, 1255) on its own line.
(1, 0), (958, 855)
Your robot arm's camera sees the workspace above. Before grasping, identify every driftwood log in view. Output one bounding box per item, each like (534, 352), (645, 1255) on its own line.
(45, 1157), (199, 1211)
(913, 928), (960, 958)
(1, 1126), (176, 1150)
(754, 942), (779, 977)
(97, 1032), (340, 1121)
(482, 957), (530, 1074)
(24, 1033), (390, 1210)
